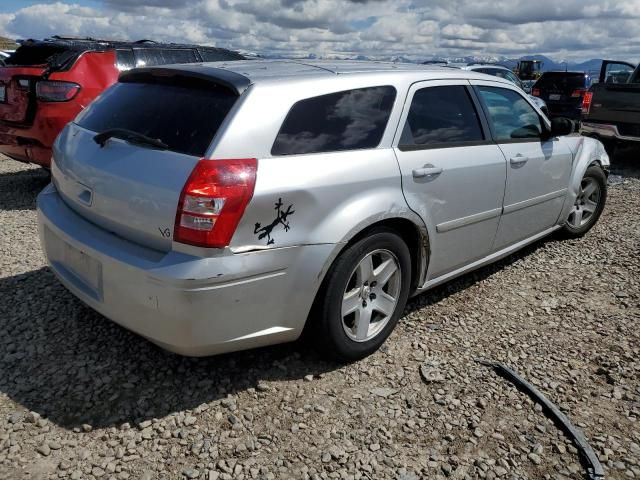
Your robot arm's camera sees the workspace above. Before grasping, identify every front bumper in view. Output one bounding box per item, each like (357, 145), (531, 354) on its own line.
(37, 184), (334, 356)
(581, 122), (640, 143)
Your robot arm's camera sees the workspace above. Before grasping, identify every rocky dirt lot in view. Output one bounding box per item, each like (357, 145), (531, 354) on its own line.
(0, 153), (638, 480)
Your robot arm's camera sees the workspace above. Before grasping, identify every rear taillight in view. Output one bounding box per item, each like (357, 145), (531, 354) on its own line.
(174, 158), (258, 248)
(35, 80), (80, 102)
(532, 88), (540, 97)
(582, 91), (593, 114)
(571, 89), (587, 98)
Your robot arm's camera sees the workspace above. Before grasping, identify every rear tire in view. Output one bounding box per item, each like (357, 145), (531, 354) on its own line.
(560, 165), (607, 238)
(313, 229), (411, 362)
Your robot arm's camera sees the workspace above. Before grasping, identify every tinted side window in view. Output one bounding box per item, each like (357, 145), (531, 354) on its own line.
(400, 85), (484, 148)
(272, 86), (396, 156)
(477, 86), (542, 141)
(134, 48), (199, 67)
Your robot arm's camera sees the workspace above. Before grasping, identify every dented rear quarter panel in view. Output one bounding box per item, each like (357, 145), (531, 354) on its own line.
(218, 77), (425, 252)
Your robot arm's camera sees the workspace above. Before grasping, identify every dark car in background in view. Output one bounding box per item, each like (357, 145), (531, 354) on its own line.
(0, 36), (244, 167)
(581, 60), (640, 151)
(531, 71), (589, 120)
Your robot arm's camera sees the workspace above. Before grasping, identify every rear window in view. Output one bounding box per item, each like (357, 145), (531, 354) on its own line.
(5, 45), (72, 66)
(272, 86), (396, 156)
(75, 79), (237, 157)
(534, 72), (586, 92)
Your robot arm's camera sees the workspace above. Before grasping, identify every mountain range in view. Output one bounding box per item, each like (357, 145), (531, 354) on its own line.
(0, 36), (17, 50)
(260, 52), (607, 74)
(423, 54), (604, 73)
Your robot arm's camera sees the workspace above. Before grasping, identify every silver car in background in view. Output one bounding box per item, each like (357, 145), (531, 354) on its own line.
(38, 60), (609, 361)
(462, 63), (549, 115)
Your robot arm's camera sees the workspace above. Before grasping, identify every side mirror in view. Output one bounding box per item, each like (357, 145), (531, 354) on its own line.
(548, 117), (575, 137)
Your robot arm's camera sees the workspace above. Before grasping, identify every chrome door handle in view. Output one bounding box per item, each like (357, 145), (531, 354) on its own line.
(412, 165), (443, 178)
(510, 155), (529, 166)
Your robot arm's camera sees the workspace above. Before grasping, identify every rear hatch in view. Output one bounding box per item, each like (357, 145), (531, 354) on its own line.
(52, 69), (240, 252)
(0, 43), (77, 125)
(532, 72), (586, 106)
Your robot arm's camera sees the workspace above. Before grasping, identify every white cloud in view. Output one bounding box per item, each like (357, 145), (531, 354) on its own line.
(0, 0), (638, 62)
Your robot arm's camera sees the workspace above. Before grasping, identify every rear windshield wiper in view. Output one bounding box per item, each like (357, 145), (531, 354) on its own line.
(93, 128), (168, 150)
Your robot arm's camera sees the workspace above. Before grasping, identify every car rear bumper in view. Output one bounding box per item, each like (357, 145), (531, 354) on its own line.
(0, 125), (53, 166)
(37, 183), (334, 356)
(581, 121), (640, 143)
(0, 100), (84, 167)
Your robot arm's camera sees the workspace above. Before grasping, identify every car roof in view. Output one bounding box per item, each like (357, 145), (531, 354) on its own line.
(129, 59), (513, 94)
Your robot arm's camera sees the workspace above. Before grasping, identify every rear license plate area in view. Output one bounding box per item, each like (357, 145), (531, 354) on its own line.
(63, 242), (101, 291)
(45, 226), (103, 300)
(549, 94), (561, 101)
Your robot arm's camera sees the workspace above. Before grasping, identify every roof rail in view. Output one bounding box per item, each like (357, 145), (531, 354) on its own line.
(51, 35), (105, 42)
(422, 60), (449, 65)
(133, 39), (157, 44)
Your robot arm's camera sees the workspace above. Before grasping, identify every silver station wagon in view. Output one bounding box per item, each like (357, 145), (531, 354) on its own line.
(38, 60), (609, 361)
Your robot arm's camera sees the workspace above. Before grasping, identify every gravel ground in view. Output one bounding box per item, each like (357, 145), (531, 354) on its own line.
(0, 153), (638, 480)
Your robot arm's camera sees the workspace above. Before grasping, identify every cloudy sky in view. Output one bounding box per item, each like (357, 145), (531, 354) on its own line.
(1, 0), (639, 62)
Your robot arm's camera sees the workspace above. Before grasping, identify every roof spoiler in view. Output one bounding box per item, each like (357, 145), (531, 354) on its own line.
(119, 65), (252, 95)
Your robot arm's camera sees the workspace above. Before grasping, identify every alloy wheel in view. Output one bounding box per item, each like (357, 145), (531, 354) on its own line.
(341, 249), (401, 342)
(567, 177), (601, 228)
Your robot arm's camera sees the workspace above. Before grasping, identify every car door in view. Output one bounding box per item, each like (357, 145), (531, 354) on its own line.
(393, 81), (507, 280)
(473, 82), (573, 250)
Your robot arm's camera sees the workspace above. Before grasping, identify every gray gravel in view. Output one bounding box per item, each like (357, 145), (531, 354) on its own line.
(0, 155), (639, 480)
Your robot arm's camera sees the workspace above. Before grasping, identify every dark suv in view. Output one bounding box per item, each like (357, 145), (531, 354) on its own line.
(0, 36), (244, 167)
(531, 71), (589, 120)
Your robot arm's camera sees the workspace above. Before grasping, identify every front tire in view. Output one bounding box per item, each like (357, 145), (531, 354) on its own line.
(561, 165), (607, 238)
(314, 229), (412, 362)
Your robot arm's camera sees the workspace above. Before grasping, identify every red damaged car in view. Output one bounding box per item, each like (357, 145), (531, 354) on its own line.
(0, 36), (244, 168)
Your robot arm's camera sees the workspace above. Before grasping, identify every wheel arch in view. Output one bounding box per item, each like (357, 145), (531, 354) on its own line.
(301, 214), (429, 340)
(558, 136), (610, 225)
(314, 214), (430, 305)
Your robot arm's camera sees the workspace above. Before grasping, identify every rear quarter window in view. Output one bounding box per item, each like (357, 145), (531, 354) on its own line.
(271, 86), (396, 156)
(75, 79), (237, 157)
(199, 49), (245, 62)
(134, 48), (199, 67)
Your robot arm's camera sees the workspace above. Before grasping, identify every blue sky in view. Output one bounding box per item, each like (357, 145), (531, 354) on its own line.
(0, 0), (638, 62)
(0, 0), (100, 12)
